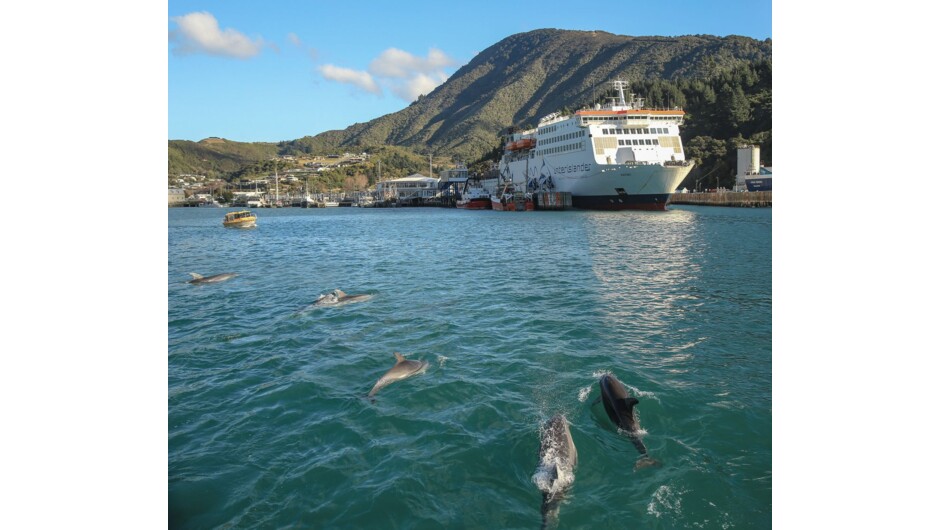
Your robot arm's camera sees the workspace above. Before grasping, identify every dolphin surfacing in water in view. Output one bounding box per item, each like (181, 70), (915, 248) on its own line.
(532, 414), (578, 530)
(313, 289), (374, 307)
(596, 373), (659, 469)
(187, 272), (238, 284)
(367, 352), (429, 397)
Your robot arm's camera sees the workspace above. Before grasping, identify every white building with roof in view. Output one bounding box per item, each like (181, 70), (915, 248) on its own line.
(168, 188), (186, 206)
(375, 173), (441, 202)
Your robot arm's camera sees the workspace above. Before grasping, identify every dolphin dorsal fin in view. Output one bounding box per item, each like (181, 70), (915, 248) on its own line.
(622, 397), (639, 410)
(394, 352), (405, 362)
(335, 289), (347, 297)
(189, 273), (203, 279)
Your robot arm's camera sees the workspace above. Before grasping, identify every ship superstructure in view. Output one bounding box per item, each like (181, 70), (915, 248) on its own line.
(498, 79), (694, 210)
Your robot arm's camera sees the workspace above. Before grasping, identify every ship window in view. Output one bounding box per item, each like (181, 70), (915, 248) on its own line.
(653, 139), (659, 145)
(632, 139), (639, 145)
(645, 139), (652, 145)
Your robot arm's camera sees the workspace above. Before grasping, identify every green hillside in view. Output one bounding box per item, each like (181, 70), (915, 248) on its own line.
(311, 30), (771, 162)
(169, 29), (771, 188)
(168, 137), (278, 179)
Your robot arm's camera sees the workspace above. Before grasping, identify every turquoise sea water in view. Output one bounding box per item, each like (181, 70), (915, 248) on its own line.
(168, 205), (771, 529)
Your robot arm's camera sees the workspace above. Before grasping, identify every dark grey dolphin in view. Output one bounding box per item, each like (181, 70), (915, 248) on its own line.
(532, 414), (578, 530)
(187, 272), (238, 284)
(313, 289), (374, 307)
(596, 373), (659, 469)
(367, 352), (429, 397)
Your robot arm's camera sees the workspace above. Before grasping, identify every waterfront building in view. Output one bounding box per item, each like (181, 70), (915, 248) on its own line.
(375, 174), (441, 203)
(168, 188), (186, 206)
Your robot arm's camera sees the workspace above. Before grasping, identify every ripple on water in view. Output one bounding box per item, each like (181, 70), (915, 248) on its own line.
(169, 207), (771, 529)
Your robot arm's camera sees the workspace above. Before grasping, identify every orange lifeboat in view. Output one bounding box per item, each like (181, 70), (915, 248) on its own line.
(507, 138), (536, 151)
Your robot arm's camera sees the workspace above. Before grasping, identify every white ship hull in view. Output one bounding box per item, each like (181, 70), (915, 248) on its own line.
(502, 157), (693, 211)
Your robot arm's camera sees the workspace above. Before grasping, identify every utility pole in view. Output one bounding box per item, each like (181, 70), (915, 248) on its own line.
(590, 75), (595, 107)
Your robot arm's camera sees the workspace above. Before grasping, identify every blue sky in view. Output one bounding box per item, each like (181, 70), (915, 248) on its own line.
(14, 5), (940, 528)
(169, 0), (772, 143)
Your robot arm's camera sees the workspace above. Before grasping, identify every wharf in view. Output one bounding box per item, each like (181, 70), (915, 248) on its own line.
(669, 191), (771, 208)
(534, 192), (572, 210)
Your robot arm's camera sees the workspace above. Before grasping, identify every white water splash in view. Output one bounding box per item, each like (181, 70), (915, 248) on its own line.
(577, 386), (593, 403)
(591, 369), (612, 379)
(618, 426), (648, 437)
(436, 355), (448, 367)
(626, 384), (661, 404)
(647, 484), (684, 518)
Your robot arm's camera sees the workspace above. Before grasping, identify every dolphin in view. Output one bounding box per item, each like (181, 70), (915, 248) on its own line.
(595, 373), (659, 469)
(187, 272), (238, 284)
(367, 352), (429, 397)
(313, 289), (374, 307)
(532, 414), (578, 530)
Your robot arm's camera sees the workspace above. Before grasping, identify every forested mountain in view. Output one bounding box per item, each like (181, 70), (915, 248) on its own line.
(170, 29), (771, 188)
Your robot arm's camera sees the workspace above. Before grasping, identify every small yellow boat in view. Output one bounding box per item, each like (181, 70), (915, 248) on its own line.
(223, 210), (257, 228)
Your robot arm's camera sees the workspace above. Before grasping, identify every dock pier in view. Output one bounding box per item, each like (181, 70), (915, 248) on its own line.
(669, 191), (771, 208)
(534, 192), (573, 210)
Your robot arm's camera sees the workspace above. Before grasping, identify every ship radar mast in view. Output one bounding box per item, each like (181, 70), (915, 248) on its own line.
(607, 79), (642, 110)
(612, 79), (629, 107)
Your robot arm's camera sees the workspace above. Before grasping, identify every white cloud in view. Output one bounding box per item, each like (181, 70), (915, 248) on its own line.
(389, 72), (448, 101)
(319, 64), (381, 95)
(368, 47), (456, 79)
(170, 12), (264, 59)
(319, 47), (457, 101)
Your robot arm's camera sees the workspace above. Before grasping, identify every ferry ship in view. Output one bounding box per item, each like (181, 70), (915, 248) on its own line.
(498, 80), (694, 211)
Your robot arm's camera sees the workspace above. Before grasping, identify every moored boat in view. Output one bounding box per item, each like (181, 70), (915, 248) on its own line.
(745, 167), (772, 192)
(223, 210), (257, 228)
(735, 145), (772, 192)
(490, 189), (534, 211)
(498, 79), (694, 211)
(456, 184), (492, 210)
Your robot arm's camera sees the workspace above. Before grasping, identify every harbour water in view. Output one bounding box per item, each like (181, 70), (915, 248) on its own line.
(168, 206), (771, 528)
